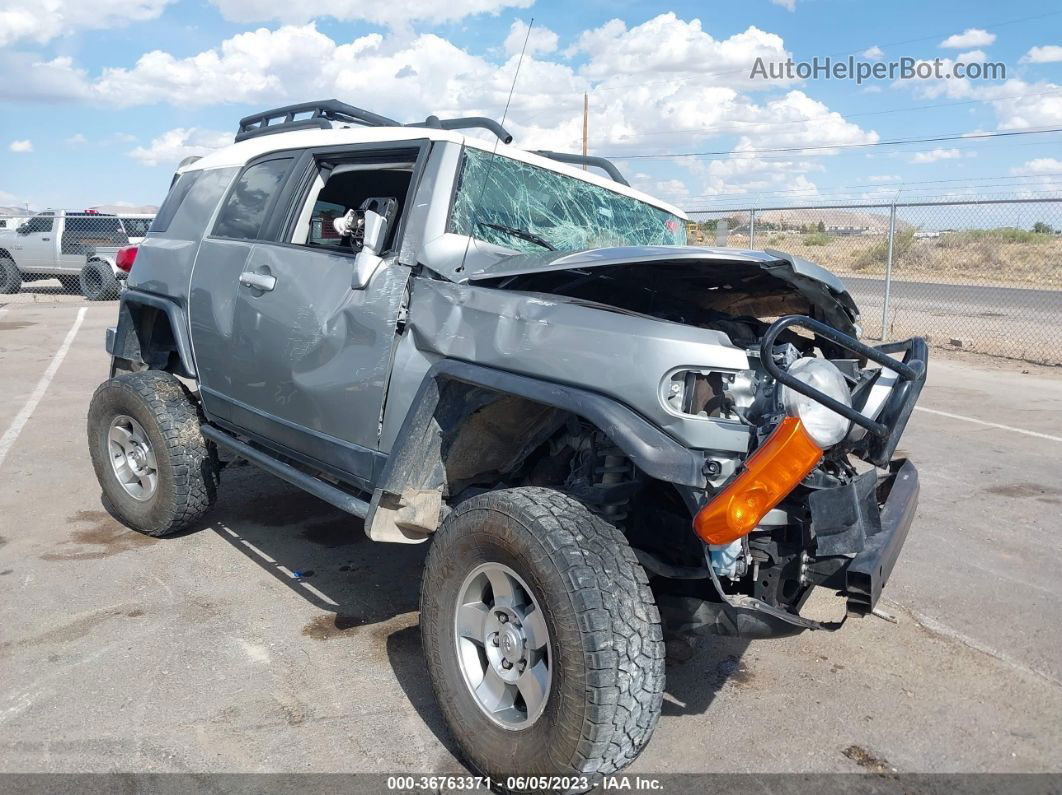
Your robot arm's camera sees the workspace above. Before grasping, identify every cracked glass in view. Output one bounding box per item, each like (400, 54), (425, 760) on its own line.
(449, 148), (686, 253)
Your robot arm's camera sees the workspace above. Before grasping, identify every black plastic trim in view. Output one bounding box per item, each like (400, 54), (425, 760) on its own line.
(110, 290), (197, 378)
(378, 359), (707, 494)
(846, 459), (919, 615)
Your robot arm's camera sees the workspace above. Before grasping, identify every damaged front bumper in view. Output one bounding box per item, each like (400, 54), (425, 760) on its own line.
(658, 316), (927, 640)
(658, 459), (919, 639)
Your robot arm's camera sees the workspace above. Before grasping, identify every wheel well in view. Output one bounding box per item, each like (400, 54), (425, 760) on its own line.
(112, 301), (184, 376)
(368, 380), (700, 565)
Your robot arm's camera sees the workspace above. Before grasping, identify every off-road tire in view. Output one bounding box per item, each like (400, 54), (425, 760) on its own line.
(79, 260), (120, 301)
(87, 371), (218, 536)
(420, 487), (665, 791)
(0, 256), (21, 294)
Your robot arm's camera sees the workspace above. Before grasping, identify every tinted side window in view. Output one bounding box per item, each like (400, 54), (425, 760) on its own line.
(61, 215), (128, 254)
(163, 168), (238, 241)
(121, 218), (152, 237)
(212, 158), (292, 240)
(24, 214), (54, 233)
(150, 172), (200, 234)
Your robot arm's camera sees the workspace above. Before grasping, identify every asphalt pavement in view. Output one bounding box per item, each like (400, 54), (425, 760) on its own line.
(0, 300), (1059, 776)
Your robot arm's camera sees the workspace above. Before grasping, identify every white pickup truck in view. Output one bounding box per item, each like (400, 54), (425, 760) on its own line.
(0, 211), (153, 299)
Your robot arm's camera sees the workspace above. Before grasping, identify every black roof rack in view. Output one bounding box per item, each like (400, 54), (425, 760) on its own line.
(531, 151), (630, 186)
(236, 100), (400, 143)
(234, 101), (628, 186)
(235, 100), (515, 145)
(406, 115), (513, 144)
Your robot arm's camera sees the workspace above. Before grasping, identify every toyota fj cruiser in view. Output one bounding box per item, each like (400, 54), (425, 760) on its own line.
(87, 100), (926, 788)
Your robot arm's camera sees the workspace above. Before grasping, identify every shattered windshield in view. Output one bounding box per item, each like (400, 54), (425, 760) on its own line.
(449, 148), (687, 253)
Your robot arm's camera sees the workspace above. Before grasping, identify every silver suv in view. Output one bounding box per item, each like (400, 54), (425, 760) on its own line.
(86, 100), (927, 786)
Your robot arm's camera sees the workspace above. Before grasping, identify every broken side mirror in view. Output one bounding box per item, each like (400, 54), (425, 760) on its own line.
(17, 224), (29, 235)
(350, 197), (398, 289)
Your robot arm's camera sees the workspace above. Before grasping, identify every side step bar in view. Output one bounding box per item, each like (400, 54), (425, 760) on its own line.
(201, 425), (370, 518)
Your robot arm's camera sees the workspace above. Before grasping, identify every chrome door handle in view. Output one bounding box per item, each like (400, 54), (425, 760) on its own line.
(239, 271), (276, 292)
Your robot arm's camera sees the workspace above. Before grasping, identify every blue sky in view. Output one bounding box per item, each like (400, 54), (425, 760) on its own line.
(0, 0), (1060, 212)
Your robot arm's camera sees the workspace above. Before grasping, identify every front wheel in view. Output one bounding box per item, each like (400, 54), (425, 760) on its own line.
(87, 371), (218, 536)
(420, 488), (664, 791)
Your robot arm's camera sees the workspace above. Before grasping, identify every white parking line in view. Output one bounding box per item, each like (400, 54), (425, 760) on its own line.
(0, 307), (87, 470)
(913, 405), (1062, 444)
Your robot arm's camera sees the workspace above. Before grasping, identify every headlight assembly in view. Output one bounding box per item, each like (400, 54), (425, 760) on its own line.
(780, 357), (852, 447)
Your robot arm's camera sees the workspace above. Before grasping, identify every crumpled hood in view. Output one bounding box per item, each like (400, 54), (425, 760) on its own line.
(464, 245), (861, 335)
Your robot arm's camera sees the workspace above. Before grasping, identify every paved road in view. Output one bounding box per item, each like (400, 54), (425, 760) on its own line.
(0, 302), (1060, 776)
(842, 276), (1062, 318)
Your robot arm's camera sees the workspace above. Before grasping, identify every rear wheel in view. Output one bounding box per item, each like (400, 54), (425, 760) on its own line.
(420, 487), (664, 791)
(87, 371), (218, 536)
(80, 260), (120, 300)
(0, 257), (21, 294)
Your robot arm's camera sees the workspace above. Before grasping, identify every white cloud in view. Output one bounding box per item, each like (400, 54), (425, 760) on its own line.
(1009, 157), (1062, 175)
(867, 174), (901, 183)
(1007, 157), (1062, 195)
(0, 11), (877, 202)
(65, 133), (87, 146)
(9, 140), (33, 153)
(0, 0), (172, 47)
(939, 29), (995, 49)
(987, 82), (1062, 128)
(1021, 45), (1062, 64)
(206, 0), (532, 27)
(504, 19), (558, 57)
(769, 0), (796, 11)
(128, 128), (231, 166)
(956, 50), (986, 63)
(862, 45), (884, 60)
(909, 147), (967, 164)
(569, 14), (790, 88)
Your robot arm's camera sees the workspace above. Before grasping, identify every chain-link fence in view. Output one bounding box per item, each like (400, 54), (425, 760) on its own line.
(0, 211), (153, 300)
(687, 198), (1062, 365)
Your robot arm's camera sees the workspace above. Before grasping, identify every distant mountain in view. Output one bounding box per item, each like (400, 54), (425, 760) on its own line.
(0, 205), (159, 216)
(89, 204), (159, 215)
(708, 208), (911, 233)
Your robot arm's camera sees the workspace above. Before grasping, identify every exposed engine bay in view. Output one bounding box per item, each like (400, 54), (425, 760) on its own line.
(409, 250), (926, 638)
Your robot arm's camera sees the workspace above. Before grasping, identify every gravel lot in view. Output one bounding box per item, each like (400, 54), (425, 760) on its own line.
(1, 297), (1060, 777)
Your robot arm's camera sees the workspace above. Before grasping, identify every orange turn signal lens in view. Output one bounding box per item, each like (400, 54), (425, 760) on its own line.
(693, 417), (823, 546)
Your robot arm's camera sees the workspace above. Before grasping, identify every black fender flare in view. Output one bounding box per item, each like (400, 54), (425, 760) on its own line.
(106, 289), (197, 379)
(377, 359), (708, 497)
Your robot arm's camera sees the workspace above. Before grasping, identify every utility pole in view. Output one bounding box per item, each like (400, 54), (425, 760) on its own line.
(581, 93), (588, 169)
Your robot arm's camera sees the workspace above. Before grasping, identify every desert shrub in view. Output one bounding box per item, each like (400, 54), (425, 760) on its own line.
(853, 228), (915, 270)
(802, 231), (831, 246)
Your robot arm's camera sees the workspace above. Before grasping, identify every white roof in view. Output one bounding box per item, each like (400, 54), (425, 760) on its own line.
(183, 125), (686, 219)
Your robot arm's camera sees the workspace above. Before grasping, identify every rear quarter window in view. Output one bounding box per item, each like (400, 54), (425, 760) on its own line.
(152, 168), (239, 241)
(212, 158), (293, 241)
(150, 172), (200, 234)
